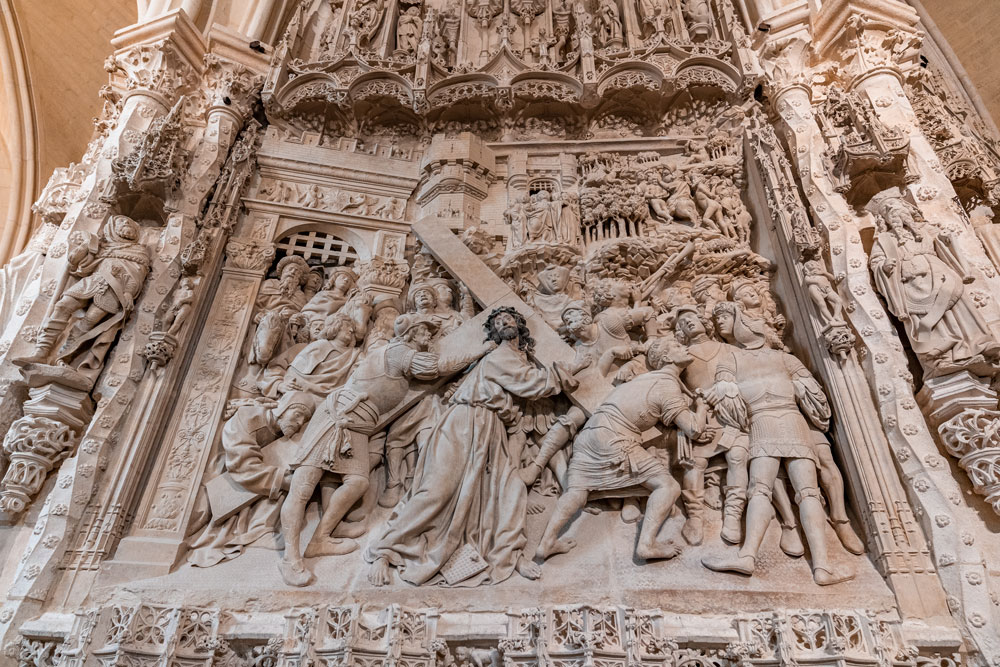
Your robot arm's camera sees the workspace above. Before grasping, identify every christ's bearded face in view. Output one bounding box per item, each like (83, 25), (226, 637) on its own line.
(493, 312), (519, 342)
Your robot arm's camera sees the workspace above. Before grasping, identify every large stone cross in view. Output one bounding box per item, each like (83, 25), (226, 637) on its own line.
(410, 219), (617, 417)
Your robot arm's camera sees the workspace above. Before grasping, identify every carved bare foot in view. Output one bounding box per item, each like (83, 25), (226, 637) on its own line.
(304, 537), (358, 558)
(536, 537), (577, 560)
(518, 462), (542, 487)
(779, 524), (805, 557)
(332, 521), (367, 539)
(681, 517), (704, 546)
(279, 558), (315, 587)
(636, 539), (682, 561)
(516, 554), (542, 580)
(379, 484), (404, 508)
(813, 566), (855, 586)
(621, 498), (642, 524)
(831, 520), (865, 555)
(702, 553), (755, 576)
(368, 557), (393, 587)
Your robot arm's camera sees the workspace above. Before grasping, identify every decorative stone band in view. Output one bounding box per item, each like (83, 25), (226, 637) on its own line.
(11, 603), (952, 667)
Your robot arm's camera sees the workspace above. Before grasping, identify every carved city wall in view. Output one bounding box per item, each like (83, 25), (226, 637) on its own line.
(1, 0), (1000, 666)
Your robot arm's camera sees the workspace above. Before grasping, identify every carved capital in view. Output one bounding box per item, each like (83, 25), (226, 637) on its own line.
(200, 54), (264, 121)
(358, 256), (410, 293)
(105, 39), (198, 103)
(225, 240), (275, 273)
(31, 163), (90, 226)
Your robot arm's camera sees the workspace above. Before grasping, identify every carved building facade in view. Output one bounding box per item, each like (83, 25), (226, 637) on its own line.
(2, 0), (1000, 665)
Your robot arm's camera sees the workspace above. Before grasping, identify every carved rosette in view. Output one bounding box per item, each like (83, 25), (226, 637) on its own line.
(937, 408), (1000, 513)
(0, 416), (74, 517)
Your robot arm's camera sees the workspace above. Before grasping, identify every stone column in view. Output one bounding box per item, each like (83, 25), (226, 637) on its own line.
(747, 94), (946, 622)
(107, 236), (274, 577)
(758, 1), (1000, 655)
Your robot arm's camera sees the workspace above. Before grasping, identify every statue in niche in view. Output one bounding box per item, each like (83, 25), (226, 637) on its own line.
(525, 191), (559, 243)
(440, 6), (460, 66)
(396, 6), (423, 56)
(702, 302), (857, 586)
(26, 215), (150, 379)
(299, 267), (358, 327)
(637, 0), (667, 38)
(552, 0), (571, 60)
(535, 336), (696, 563)
(280, 313), (491, 586)
(530, 29), (558, 66)
(801, 251), (846, 326)
(366, 307), (580, 587)
(595, 0), (623, 47)
(867, 189), (1000, 376)
(347, 0), (387, 47)
(162, 275), (197, 338)
(682, 0), (713, 41)
(554, 191), (583, 247)
(187, 392), (317, 568)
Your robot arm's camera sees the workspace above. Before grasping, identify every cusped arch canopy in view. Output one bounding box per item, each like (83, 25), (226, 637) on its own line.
(272, 71), (350, 114)
(596, 61), (666, 99)
(671, 58), (742, 94)
(425, 73), (500, 112)
(510, 71), (584, 104)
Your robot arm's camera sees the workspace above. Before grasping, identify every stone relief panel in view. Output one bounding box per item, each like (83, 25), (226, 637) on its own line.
(7, 0), (1000, 664)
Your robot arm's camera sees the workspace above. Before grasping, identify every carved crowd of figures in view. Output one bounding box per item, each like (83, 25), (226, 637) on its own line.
(298, 0), (717, 68)
(180, 136), (866, 590)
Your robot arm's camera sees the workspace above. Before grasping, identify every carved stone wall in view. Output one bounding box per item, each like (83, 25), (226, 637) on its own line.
(3, 1), (1000, 666)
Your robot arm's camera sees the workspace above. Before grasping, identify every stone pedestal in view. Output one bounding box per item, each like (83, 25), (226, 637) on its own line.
(0, 365), (93, 522)
(918, 372), (1000, 514)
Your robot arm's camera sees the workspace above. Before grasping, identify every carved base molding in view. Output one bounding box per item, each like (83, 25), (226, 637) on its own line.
(11, 603), (960, 667)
